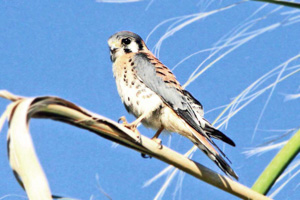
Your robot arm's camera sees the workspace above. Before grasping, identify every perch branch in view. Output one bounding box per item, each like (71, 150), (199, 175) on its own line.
(0, 90), (271, 200)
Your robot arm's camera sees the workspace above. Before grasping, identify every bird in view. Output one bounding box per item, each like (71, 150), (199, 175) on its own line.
(108, 31), (238, 180)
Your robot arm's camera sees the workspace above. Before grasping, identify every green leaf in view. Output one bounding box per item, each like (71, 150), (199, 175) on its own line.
(252, 129), (300, 194)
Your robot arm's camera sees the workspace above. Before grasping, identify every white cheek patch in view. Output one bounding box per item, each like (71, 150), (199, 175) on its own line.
(127, 42), (139, 53)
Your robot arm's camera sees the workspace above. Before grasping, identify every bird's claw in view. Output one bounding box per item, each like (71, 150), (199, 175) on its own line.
(152, 138), (163, 149)
(118, 116), (136, 129)
(141, 138), (162, 159)
(118, 116), (128, 124)
(141, 153), (152, 159)
(118, 116), (140, 140)
(132, 128), (141, 141)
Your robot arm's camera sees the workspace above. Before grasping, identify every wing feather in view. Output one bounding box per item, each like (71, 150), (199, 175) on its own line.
(134, 53), (186, 110)
(134, 53), (234, 146)
(134, 53), (237, 179)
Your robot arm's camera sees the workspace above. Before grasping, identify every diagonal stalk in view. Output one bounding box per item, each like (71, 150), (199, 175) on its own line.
(252, 128), (300, 195)
(252, 0), (300, 9)
(0, 91), (271, 200)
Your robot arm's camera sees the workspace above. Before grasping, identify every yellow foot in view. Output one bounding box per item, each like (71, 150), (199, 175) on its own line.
(118, 116), (128, 124)
(118, 116), (141, 140)
(152, 137), (162, 149)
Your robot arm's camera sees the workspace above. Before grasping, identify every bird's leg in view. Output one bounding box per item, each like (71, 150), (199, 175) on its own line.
(141, 126), (164, 158)
(119, 113), (147, 130)
(118, 112), (148, 139)
(151, 126), (164, 149)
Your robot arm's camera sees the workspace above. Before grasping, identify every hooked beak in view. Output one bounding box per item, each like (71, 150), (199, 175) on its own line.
(108, 40), (119, 62)
(108, 40), (119, 53)
(109, 47), (118, 62)
(110, 47), (117, 54)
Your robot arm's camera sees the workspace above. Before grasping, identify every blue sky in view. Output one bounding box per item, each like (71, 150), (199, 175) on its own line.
(0, 0), (299, 199)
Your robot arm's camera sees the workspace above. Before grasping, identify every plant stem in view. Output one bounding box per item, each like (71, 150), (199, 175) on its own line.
(252, 0), (300, 9)
(252, 128), (300, 195)
(0, 91), (271, 200)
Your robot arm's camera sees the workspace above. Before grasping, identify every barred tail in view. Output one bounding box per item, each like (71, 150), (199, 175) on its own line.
(192, 131), (238, 180)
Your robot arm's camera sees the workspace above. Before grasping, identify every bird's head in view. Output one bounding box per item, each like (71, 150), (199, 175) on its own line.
(108, 31), (147, 62)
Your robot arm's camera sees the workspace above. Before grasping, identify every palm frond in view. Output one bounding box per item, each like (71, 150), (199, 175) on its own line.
(0, 90), (270, 200)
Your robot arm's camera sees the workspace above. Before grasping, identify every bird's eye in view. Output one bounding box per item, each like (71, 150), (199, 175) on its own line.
(121, 38), (131, 45)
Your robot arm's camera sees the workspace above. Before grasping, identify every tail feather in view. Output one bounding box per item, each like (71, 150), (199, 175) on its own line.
(214, 153), (239, 180)
(196, 142), (239, 180)
(191, 131), (238, 180)
(207, 137), (233, 164)
(203, 121), (235, 147)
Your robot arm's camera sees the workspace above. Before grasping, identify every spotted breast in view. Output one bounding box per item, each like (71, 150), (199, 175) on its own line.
(112, 53), (164, 129)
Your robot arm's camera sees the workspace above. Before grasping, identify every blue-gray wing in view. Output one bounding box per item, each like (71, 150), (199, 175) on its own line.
(134, 53), (235, 147)
(134, 53), (188, 110)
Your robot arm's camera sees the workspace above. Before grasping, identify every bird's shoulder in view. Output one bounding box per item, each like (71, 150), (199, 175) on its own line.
(133, 51), (182, 91)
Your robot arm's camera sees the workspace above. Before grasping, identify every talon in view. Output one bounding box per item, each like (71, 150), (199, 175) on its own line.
(118, 116), (128, 124)
(125, 125), (140, 141)
(118, 116), (137, 130)
(118, 116), (141, 140)
(123, 123), (138, 134)
(141, 153), (152, 159)
(152, 138), (162, 149)
(150, 126), (164, 149)
(133, 128), (141, 140)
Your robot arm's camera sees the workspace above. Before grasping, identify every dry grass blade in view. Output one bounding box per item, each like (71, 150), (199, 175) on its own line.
(252, 0), (300, 9)
(0, 90), (271, 200)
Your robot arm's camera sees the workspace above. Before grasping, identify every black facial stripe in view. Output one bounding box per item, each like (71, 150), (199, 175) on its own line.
(124, 48), (132, 53)
(136, 39), (144, 50)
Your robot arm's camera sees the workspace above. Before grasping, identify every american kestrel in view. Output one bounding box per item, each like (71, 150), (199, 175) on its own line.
(108, 31), (238, 180)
